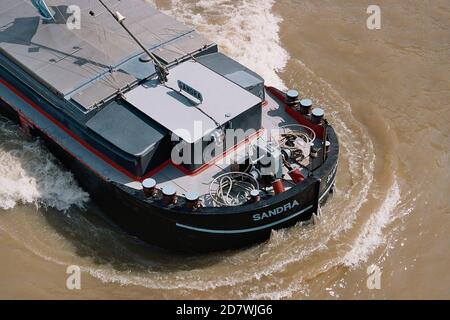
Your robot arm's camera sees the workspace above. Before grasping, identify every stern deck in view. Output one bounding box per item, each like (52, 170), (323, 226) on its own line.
(147, 90), (302, 204)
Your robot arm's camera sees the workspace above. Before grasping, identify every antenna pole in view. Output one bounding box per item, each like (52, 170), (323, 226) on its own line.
(96, 0), (168, 83)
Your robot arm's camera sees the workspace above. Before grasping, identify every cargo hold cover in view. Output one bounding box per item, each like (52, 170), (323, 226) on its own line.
(0, 0), (214, 98)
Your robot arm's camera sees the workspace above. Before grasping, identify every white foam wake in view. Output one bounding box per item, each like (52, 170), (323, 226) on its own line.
(342, 179), (401, 268)
(158, 0), (289, 89)
(0, 119), (89, 211)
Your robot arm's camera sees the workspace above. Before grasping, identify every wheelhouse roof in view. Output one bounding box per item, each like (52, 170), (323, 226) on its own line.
(0, 0), (213, 100)
(124, 60), (262, 143)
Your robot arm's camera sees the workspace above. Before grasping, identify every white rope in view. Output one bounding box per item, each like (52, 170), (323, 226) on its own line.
(279, 124), (316, 161)
(210, 172), (259, 207)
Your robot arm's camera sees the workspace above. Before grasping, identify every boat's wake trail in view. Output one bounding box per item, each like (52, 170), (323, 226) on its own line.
(0, 118), (89, 211)
(160, 0), (289, 89)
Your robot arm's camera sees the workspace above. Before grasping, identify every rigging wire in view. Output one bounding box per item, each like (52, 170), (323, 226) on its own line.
(96, 0), (169, 83)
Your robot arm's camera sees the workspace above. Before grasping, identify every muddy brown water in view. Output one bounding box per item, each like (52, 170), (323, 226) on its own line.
(0, 0), (449, 299)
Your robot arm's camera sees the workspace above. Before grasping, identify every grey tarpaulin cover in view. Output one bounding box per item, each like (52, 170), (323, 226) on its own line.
(0, 0), (213, 98)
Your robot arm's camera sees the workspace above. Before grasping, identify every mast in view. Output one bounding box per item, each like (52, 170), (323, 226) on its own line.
(95, 0), (169, 83)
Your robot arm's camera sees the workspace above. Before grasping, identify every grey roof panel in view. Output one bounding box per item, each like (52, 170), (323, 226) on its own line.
(120, 58), (156, 81)
(0, 41), (59, 71)
(35, 51), (105, 95)
(197, 53), (264, 99)
(0, 0), (215, 99)
(226, 71), (263, 89)
(169, 61), (262, 124)
(125, 78), (217, 144)
(153, 31), (211, 64)
(71, 71), (137, 110)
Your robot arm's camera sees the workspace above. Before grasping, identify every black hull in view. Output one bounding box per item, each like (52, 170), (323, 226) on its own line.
(0, 93), (338, 253)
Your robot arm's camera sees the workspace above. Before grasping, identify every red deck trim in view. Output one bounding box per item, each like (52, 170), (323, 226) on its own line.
(265, 86), (325, 139)
(142, 159), (172, 179)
